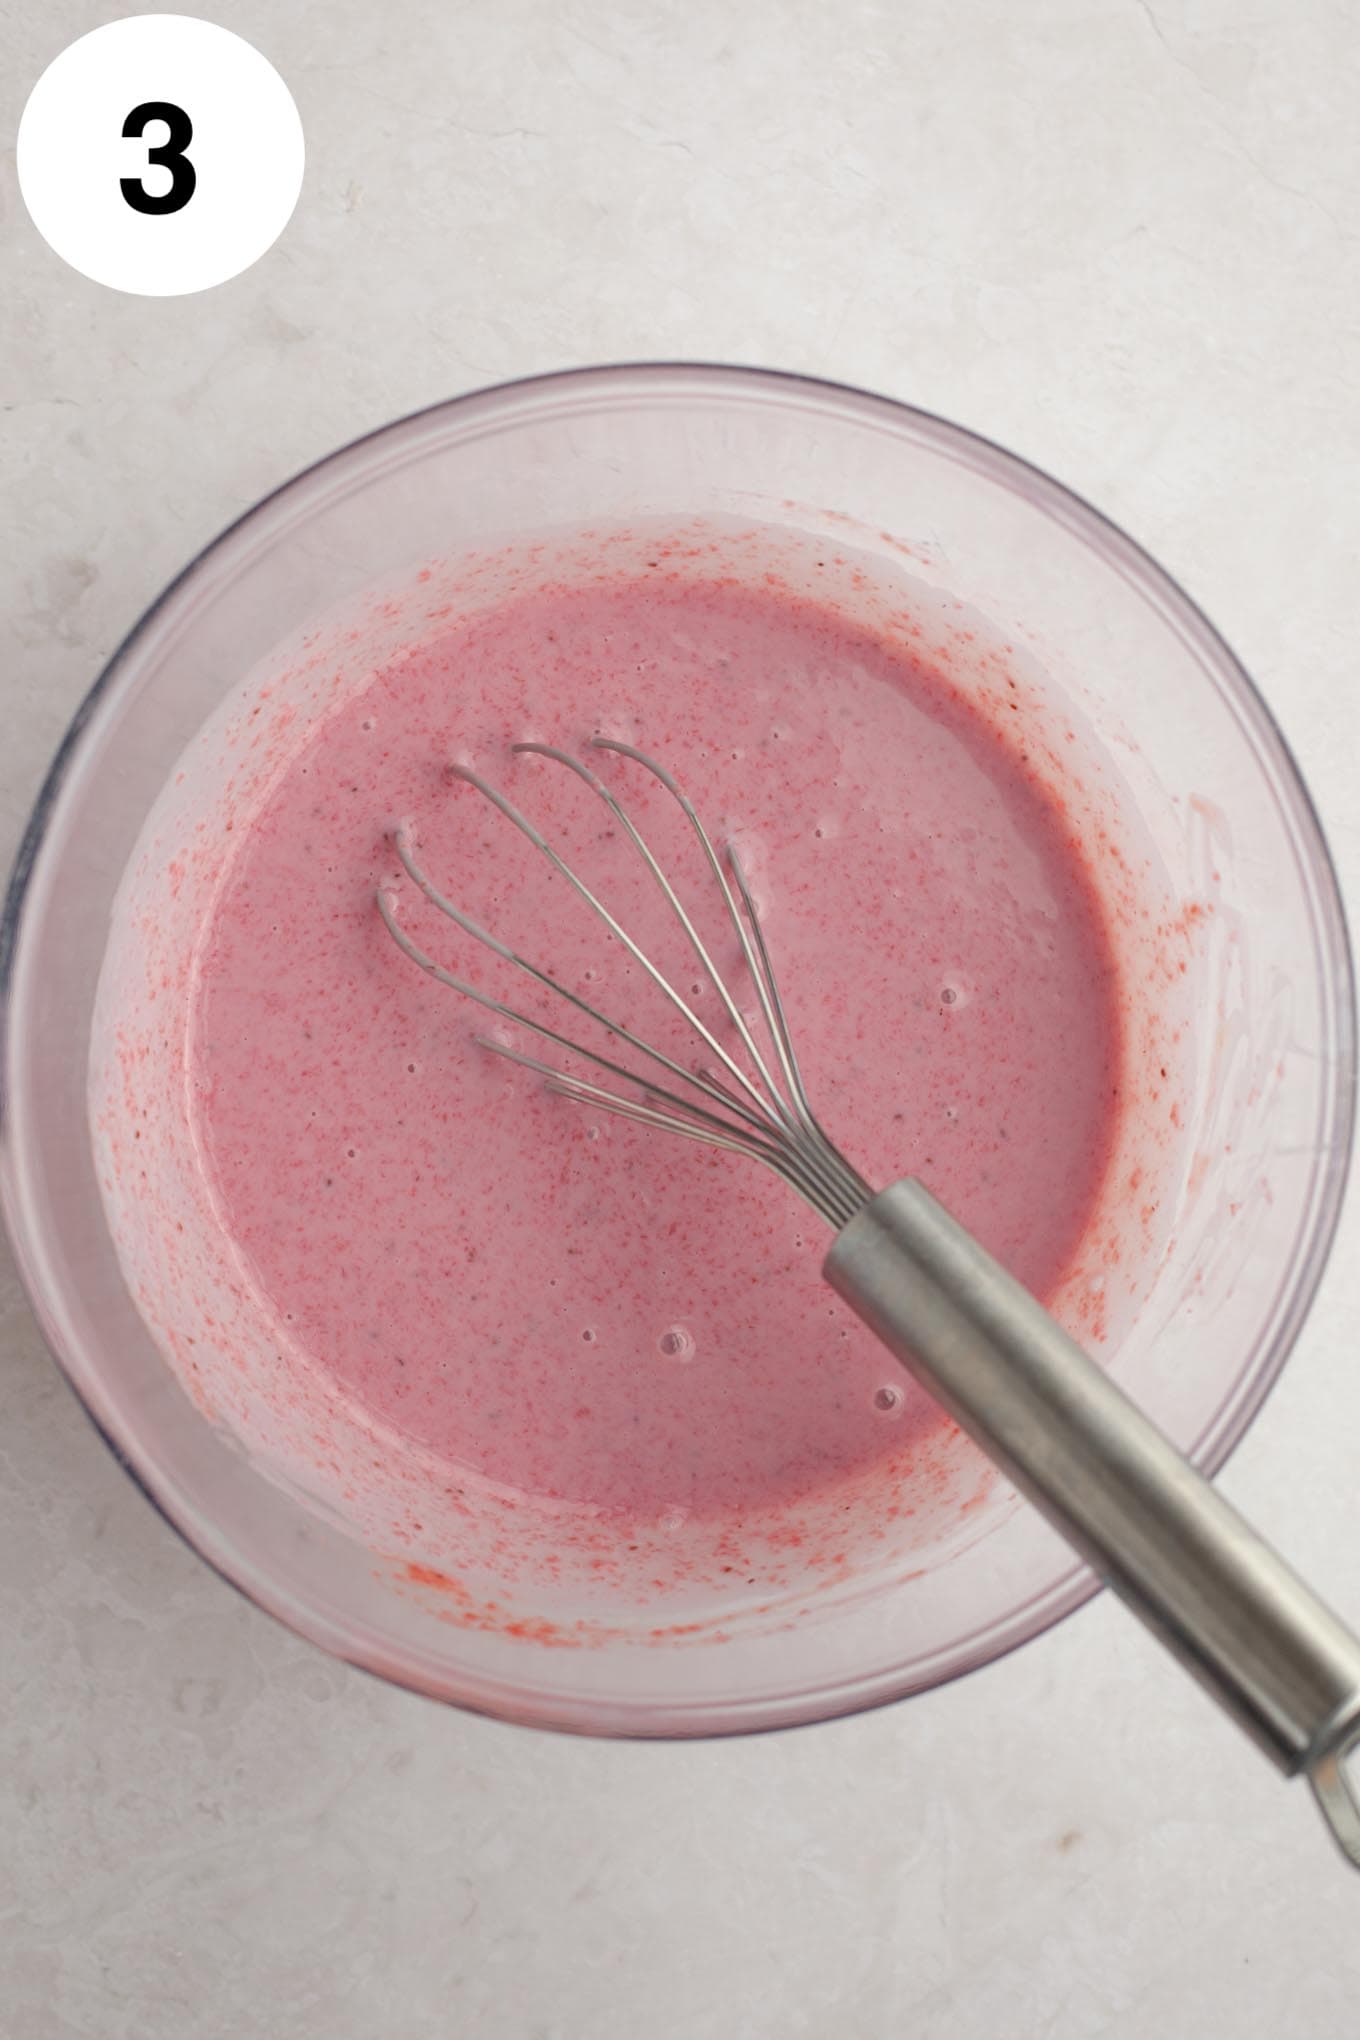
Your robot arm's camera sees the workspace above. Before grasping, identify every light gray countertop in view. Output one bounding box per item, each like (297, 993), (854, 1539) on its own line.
(4, 3), (1360, 2033)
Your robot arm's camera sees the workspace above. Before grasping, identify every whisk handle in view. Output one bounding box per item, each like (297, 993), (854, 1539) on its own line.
(825, 1176), (1360, 1869)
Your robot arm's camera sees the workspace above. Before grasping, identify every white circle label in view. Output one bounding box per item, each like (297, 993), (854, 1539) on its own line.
(16, 15), (305, 297)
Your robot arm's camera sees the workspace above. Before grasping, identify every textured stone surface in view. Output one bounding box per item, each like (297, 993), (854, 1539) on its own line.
(3, 1), (1360, 2032)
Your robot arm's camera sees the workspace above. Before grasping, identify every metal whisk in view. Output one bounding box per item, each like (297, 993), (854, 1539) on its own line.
(377, 737), (870, 1228)
(379, 739), (1360, 1871)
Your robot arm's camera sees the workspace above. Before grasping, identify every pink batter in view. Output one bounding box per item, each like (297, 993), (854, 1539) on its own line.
(188, 573), (1121, 1525)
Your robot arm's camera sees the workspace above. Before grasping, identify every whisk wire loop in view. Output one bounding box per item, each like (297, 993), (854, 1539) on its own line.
(377, 742), (870, 1230)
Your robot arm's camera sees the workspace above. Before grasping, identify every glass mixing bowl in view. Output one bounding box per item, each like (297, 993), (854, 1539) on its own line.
(2, 364), (1353, 1733)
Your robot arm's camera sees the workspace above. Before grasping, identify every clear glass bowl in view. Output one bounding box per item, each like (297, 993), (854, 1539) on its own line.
(2, 364), (1353, 1734)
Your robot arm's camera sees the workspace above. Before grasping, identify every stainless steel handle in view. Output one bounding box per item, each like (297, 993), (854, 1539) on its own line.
(825, 1177), (1360, 1869)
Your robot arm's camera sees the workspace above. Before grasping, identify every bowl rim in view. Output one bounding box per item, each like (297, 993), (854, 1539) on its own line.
(2, 359), (1355, 1737)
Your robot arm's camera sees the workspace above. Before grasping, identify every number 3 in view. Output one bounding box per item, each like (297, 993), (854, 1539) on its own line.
(121, 101), (196, 215)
